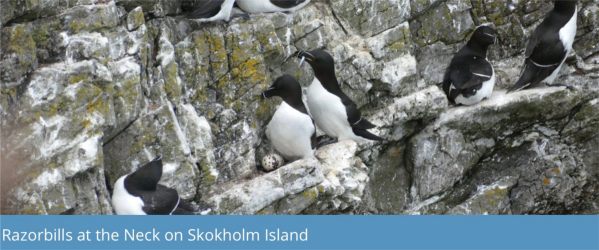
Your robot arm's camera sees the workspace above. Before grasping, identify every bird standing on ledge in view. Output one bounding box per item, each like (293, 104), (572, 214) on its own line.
(509, 0), (577, 92)
(296, 49), (383, 142)
(441, 25), (498, 106)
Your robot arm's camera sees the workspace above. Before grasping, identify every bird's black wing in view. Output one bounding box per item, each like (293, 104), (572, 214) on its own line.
(510, 13), (567, 92)
(271, 0), (307, 8)
(461, 57), (493, 90)
(528, 35), (566, 66)
(526, 11), (566, 65)
(525, 19), (548, 58)
(140, 185), (180, 215)
(447, 56), (492, 90)
(125, 156), (163, 192)
(186, 0), (224, 19)
(172, 199), (196, 215)
(338, 93), (376, 130)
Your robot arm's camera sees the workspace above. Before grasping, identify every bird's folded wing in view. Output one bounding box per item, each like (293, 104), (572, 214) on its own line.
(186, 0), (224, 18)
(451, 58), (492, 90)
(141, 185), (180, 215)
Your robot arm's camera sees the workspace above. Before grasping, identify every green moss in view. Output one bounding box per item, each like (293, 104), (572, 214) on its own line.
(8, 25), (35, 54)
(388, 40), (406, 52)
(483, 187), (508, 207)
(301, 188), (319, 200)
(69, 20), (85, 33)
(163, 62), (181, 101)
(129, 132), (158, 155)
(128, 8), (145, 29)
(234, 59), (266, 83)
(199, 161), (217, 186)
(68, 74), (88, 84)
(86, 95), (109, 117)
(255, 102), (272, 123)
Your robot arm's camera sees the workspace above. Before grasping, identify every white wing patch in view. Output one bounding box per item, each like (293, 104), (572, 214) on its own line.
(472, 72), (491, 78)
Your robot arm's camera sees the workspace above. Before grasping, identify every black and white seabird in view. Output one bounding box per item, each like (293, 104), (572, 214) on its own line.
(508, 0), (577, 92)
(296, 49), (383, 142)
(112, 156), (194, 215)
(262, 74), (315, 160)
(236, 0), (311, 13)
(186, 0), (237, 22)
(441, 25), (498, 106)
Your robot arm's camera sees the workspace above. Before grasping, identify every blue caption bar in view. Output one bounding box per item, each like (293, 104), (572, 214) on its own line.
(1, 215), (598, 250)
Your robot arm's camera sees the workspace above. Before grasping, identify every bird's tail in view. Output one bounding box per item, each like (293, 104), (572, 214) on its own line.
(353, 118), (377, 130)
(508, 60), (537, 93)
(172, 199), (197, 215)
(353, 128), (384, 141)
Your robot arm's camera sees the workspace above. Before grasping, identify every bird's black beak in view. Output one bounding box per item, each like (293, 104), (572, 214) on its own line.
(262, 87), (276, 99)
(295, 50), (315, 66)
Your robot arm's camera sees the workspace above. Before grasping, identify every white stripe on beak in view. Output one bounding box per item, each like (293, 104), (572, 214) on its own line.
(299, 56), (306, 67)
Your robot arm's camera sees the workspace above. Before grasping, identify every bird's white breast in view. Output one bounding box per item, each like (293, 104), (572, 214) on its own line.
(544, 7), (577, 84)
(455, 67), (495, 106)
(236, 0), (310, 13)
(266, 102), (314, 160)
(306, 78), (355, 140)
(111, 176), (146, 215)
(559, 7), (577, 52)
(197, 0), (235, 22)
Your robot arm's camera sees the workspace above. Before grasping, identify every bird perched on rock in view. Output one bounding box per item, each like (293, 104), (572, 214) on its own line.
(111, 156), (195, 215)
(296, 49), (383, 142)
(236, 0), (311, 14)
(262, 74), (316, 161)
(186, 0), (237, 22)
(508, 0), (577, 92)
(441, 25), (498, 106)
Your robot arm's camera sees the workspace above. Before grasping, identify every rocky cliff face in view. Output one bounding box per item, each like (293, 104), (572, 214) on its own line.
(1, 0), (597, 215)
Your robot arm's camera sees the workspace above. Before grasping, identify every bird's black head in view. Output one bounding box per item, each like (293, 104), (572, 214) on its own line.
(466, 25), (498, 56)
(470, 25), (498, 47)
(262, 75), (308, 114)
(262, 74), (302, 100)
(295, 49), (336, 78)
(553, 0), (578, 8)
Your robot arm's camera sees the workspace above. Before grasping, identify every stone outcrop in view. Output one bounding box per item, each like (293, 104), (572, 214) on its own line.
(1, 0), (597, 214)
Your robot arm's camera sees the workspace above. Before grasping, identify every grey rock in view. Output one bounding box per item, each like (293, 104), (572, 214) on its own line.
(1, 0), (597, 215)
(448, 176), (518, 214)
(208, 158), (323, 214)
(304, 141), (370, 213)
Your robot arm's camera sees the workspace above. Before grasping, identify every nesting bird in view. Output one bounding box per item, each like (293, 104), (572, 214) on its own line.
(236, 0), (311, 14)
(296, 49), (383, 142)
(262, 75), (316, 161)
(509, 0), (577, 92)
(111, 156), (194, 215)
(441, 25), (498, 106)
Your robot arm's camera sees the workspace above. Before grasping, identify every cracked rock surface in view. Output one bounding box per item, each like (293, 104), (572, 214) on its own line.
(1, 0), (597, 214)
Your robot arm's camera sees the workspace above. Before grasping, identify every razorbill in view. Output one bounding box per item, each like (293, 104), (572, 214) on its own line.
(441, 25), (498, 106)
(262, 74), (316, 161)
(296, 49), (383, 142)
(111, 156), (194, 215)
(508, 0), (577, 92)
(236, 0), (311, 13)
(186, 0), (236, 22)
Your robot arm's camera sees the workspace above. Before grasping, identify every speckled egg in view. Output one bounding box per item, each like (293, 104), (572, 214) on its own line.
(261, 153), (284, 171)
